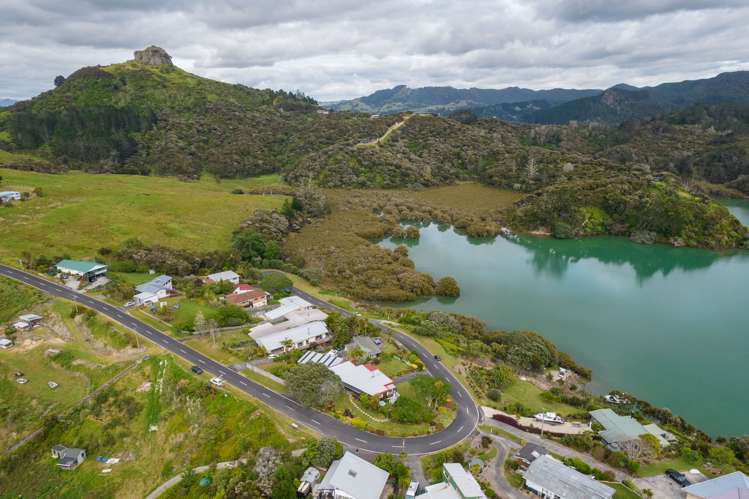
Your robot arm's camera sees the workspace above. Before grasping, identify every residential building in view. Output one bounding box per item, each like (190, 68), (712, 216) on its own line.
(263, 295), (314, 322)
(254, 320), (330, 355)
(225, 285), (268, 308)
(682, 471), (749, 499)
(251, 307), (328, 338)
(416, 463), (486, 499)
(590, 408), (672, 450)
(136, 275), (173, 297)
(315, 451), (389, 499)
(345, 336), (381, 358)
(205, 270), (240, 285)
(0, 338), (13, 349)
(12, 320), (31, 330)
(51, 445), (86, 470)
(0, 191), (21, 203)
(18, 314), (43, 327)
(516, 443), (548, 468)
(134, 291), (160, 306)
(524, 455), (615, 499)
(56, 259), (108, 282)
(329, 361), (397, 402)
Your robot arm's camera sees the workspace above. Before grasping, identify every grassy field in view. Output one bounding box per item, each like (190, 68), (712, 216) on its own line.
(412, 183), (523, 215)
(0, 275), (44, 323)
(0, 355), (297, 498)
(609, 482), (643, 498)
(636, 455), (697, 477)
(0, 169), (286, 262)
(479, 424), (525, 445)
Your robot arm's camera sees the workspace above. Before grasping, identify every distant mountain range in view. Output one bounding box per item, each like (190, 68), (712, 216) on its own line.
(326, 71), (749, 125)
(0, 99), (16, 107)
(323, 85), (601, 115)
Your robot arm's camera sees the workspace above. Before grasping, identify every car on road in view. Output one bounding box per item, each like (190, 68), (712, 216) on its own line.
(191, 365), (203, 374)
(433, 354), (441, 361)
(665, 469), (690, 487)
(210, 376), (224, 387)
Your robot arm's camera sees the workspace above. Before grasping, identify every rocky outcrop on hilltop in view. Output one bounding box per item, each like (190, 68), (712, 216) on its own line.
(133, 46), (173, 66)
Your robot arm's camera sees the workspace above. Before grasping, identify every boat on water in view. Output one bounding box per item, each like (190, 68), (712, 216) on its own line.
(604, 393), (629, 405)
(534, 412), (565, 425)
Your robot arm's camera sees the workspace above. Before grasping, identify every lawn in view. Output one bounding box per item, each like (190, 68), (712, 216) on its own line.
(479, 424), (525, 445)
(500, 379), (579, 415)
(0, 169), (287, 262)
(0, 356), (294, 498)
(636, 455), (698, 477)
(0, 275), (44, 322)
(608, 482), (643, 498)
(183, 330), (253, 366)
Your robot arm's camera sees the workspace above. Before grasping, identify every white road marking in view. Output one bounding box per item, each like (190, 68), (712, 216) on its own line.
(355, 438), (367, 444)
(240, 381), (248, 386)
(456, 391), (463, 399)
(179, 349), (187, 354)
(262, 393), (270, 398)
(457, 425), (464, 433)
(285, 405), (294, 410)
(429, 440), (442, 446)
(311, 419), (321, 425)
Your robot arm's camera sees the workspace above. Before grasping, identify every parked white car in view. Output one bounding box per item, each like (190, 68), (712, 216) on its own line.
(48, 381), (59, 389)
(210, 376), (224, 387)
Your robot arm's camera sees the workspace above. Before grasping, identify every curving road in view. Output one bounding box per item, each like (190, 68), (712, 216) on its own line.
(0, 264), (479, 455)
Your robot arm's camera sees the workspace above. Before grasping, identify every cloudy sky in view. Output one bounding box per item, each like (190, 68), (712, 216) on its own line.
(2, 0), (749, 101)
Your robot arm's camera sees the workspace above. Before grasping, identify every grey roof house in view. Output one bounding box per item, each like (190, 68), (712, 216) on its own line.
(682, 471), (749, 499)
(345, 336), (382, 358)
(51, 444), (86, 470)
(516, 442), (548, 467)
(315, 451), (389, 499)
(135, 275), (173, 295)
(590, 408), (672, 450)
(524, 455), (615, 499)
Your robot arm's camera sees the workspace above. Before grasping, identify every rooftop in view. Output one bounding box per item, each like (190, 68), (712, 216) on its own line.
(253, 321), (328, 352)
(524, 455), (615, 499)
(517, 442), (548, 463)
(206, 270), (240, 281)
(56, 259), (106, 274)
(317, 452), (389, 499)
(682, 471), (749, 498)
(590, 408), (647, 443)
(264, 295), (314, 321)
(225, 287), (266, 305)
(135, 275), (171, 294)
(330, 361), (395, 397)
(444, 462), (486, 498)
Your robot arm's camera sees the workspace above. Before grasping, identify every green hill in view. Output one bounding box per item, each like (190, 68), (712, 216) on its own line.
(0, 47), (746, 249)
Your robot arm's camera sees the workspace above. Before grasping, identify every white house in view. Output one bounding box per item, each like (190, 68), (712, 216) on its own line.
(315, 451), (389, 499)
(416, 463), (487, 499)
(0, 191), (21, 203)
(133, 275), (173, 305)
(56, 259), (108, 282)
(264, 296), (315, 322)
(205, 270), (240, 285)
(18, 314), (43, 327)
(329, 361), (397, 402)
(254, 321), (330, 355)
(524, 455), (615, 499)
(251, 307), (328, 339)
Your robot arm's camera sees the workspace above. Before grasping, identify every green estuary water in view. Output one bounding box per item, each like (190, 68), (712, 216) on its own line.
(381, 200), (749, 436)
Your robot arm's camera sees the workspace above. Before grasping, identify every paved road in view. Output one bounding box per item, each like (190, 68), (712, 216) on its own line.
(0, 265), (479, 455)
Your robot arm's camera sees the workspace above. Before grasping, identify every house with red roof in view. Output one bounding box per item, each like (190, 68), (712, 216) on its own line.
(224, 284), (268, 308)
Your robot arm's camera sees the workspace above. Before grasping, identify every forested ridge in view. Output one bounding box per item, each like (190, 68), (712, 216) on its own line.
(1, 49), (747, 249)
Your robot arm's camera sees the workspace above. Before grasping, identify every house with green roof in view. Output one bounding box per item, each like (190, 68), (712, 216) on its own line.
(590, 408), (673, 451)
(56, 259), (108, 282)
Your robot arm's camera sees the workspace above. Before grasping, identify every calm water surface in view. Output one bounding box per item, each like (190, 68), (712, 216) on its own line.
(381, 200), (749, 436)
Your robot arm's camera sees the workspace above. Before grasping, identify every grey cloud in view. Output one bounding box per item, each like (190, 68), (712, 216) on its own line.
(1, 0), (749, 101)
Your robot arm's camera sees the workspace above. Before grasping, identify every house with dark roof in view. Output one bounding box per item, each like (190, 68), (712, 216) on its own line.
(516, 442), (548, 468)
(683, 471), (749, 499)
(345, 336), (381, 358)
(51, 444), (86, 470)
